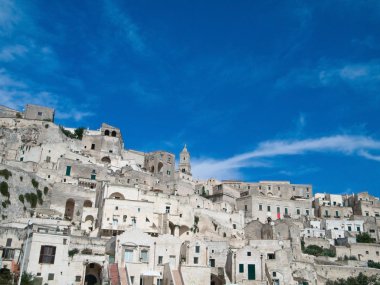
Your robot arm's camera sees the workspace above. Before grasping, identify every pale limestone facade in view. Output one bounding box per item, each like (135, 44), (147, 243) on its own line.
(0, 104), (380, 285)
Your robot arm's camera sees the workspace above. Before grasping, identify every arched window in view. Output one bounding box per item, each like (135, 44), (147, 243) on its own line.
(101, 156), (111, 164)
(111, 131), (117, 137)
(83, 200), (92, 207)
(109, 192), (125, 200)
(158, 162), (164, 173)
(104, 130), (110, 136)
(65, 199), (75, 220)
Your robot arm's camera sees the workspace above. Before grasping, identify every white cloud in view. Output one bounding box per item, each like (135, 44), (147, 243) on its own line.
(192, 135), (380, 180)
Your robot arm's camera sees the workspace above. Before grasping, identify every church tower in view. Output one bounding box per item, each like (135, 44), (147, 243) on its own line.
(179, 144), (191, 175)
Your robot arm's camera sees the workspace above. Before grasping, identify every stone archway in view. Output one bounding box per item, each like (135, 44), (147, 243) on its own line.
(65, 199), (75, 220)
(85, 263), (102, 285)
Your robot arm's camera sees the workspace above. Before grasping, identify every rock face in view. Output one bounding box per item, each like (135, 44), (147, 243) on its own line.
(0, 165), (51, 221)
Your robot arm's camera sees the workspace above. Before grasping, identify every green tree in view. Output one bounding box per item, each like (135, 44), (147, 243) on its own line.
(74, 127), (85, 140)
(0, 268), (13, 284)
(0, 181), (10, 198)
(356, 232), (375, 243)
(20, 272), (34, 285)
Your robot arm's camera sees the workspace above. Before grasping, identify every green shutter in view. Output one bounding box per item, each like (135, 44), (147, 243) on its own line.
(66, 166), (71, 176)
(239, 264), (244, 273)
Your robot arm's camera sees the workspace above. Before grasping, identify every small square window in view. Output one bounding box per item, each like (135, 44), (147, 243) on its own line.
(193, 257), (199, 264)
(247, 252), (251, 256)
(366, 251), (369, 254)
(75, 276), (81, 282)
(38, 112), (43, 116)
(195, 246), (200, 253)
(48, 273), (54, 280)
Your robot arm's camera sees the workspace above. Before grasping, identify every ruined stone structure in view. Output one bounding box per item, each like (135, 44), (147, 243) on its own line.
(0, 103), (379, 285)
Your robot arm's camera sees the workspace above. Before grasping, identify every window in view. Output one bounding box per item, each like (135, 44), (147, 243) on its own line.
(39, 246), (56, 264)
(366, 251), (369, 254)
(125, 249), (133, 262)
(158, 256), (163, 265)
(193, 257), (199, 264)
(209, 258), (215, 267)
(376, 251), (379, 256)
(285, 208), (288, 215)
(195, 246), (200, 253)
(46, 156), (51, 163)
(335, 211), (339, 217)
(75, 276), (81, 282)
(165, 206), (170, 214)
(63, 238), (67, 245)
(48, 273), (54, 280)
(296, 209), (300, 215)
(38, 112), (43, 116)
(348, 226), (352, 231)
(273, 272), (277, 277)
(247, 251), (251, 256)
(239, 264), (244, 273)
(267, 206), (271, 212)
(167, 170), (171, 175)
(244, 205), (248, 211)
(267, 253), (275, 260)
(140, 249), (149, 262)
(65, 166), (71, 176)
(233, 224), (236, 229)
(157, 279), (162, 285)
(6, 238), (12, 247)
(357, 227), (361, 232)
(130, 276), (135, 284)
(306, 210), (309, 216)
(2, 248), (15, 260)
(259, 204), (263, 211)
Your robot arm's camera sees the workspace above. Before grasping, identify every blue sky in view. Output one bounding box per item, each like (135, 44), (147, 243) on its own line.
(1, 1), (380, 196)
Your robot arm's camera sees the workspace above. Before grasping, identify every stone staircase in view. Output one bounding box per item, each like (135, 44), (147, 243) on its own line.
(108, 263), (120, 285)
(119, 265), (129, 285)
(171, 269), (184, 285)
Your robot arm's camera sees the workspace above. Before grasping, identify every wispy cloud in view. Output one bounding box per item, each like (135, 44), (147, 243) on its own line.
(0, 69), (93, 122)
(0, 44), (28, 61)
(192, 135), (380, 179)
(275, 60), (380, 92)
(103, 0), (147, 55)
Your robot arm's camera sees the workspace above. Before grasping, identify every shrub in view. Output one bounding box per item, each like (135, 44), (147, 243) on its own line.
(0, 181), (10, 198)
(368, 260), (380, 269)
(31, 179), (39, 189)
(302, 245), (335, 257)
(25, 193), (37, 208)
(43, 187), (49, 195)
(16, 112), (22, 118)
(68, 248), (79, 257)
(326, 272), (380, 285)
(2, 201), (7, 208)
(356, 232), (375, 243)
(74, 127), (85, 140)
(81, 248), (92, 255)
(60, 126), (85, 140)
(0, 169), (12, 180)
(36, 190), (43, 205)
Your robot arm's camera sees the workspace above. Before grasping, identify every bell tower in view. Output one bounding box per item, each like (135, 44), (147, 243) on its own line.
(179, 144), (191, 175)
